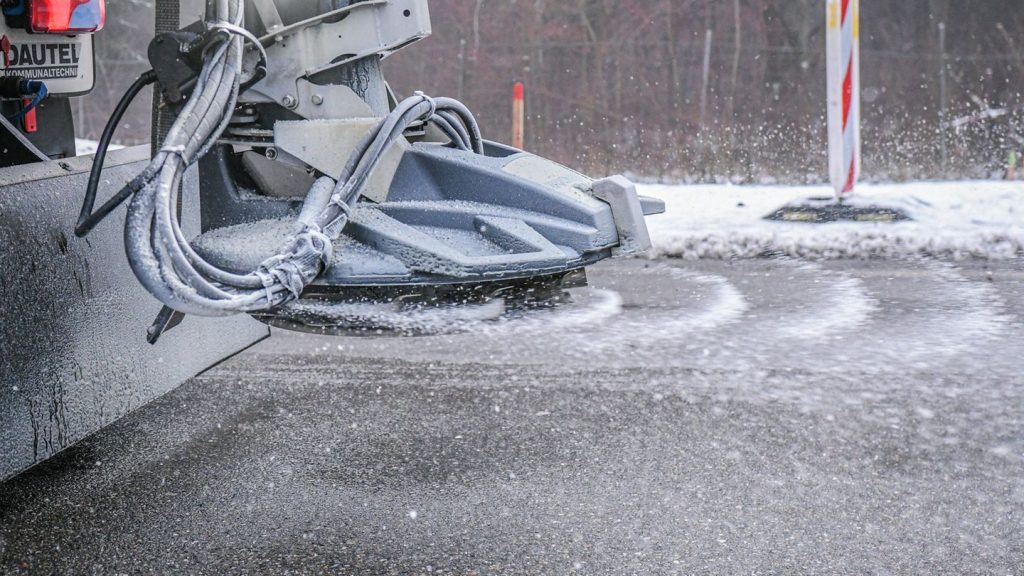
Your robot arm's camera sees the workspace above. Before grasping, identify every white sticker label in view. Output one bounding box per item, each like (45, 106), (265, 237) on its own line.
(0, 26), (94, 95)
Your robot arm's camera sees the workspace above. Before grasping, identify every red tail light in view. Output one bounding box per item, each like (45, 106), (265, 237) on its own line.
(29, 0), (105, 34)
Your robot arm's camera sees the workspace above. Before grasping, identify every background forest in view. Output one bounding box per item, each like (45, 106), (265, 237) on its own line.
(81, 0), (1024, 182)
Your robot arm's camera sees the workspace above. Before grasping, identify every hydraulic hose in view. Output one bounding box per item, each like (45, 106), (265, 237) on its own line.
(84, 0), (484, 318)
(126, 90), (483, 318)
(5, 80), (48, 122)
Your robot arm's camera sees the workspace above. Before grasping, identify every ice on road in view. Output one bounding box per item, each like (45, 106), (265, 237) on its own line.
(3, 180), (1024, 574)
(4, 258), (1022, 575)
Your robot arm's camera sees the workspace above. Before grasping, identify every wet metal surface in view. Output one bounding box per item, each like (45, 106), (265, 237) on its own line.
(0, 148), (268, 480)
(1, 258), (1022, 574)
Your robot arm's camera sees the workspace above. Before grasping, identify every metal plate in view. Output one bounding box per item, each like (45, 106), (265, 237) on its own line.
(0, 147), (269, 481)
(0, 25), (95, 96)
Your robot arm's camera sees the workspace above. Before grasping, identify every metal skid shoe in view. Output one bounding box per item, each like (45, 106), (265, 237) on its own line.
(82, 0), (662, 337)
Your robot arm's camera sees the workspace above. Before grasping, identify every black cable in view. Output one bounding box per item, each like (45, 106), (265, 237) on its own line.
(76, 70), (158, 237)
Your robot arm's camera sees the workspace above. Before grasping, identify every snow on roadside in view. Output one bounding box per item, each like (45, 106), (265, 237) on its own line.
(75, 138), (125, 156)
(638, 181), (1024, 260)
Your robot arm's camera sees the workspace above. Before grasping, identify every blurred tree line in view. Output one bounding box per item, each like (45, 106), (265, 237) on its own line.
(80, 0), (1024, 182)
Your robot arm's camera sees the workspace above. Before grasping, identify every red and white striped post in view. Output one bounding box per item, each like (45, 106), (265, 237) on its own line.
(827, 0), (860, 198)
(512, 81), (525, 150)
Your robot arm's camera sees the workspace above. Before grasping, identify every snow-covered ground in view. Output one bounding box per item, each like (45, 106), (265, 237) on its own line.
(74, 138), (124, 156)
(639, 181), (1024, 260)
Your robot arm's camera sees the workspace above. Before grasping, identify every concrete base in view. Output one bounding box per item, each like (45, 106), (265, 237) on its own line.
(764, 196), (913, 223)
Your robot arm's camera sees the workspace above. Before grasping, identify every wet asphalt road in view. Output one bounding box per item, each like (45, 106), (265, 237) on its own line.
(2, 257), (1023, 575)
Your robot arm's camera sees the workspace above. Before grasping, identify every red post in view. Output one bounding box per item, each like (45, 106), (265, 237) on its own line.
(512, 81), (525, 150)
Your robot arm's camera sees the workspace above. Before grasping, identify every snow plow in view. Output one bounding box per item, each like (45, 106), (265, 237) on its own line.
(1, 0), (659, 479)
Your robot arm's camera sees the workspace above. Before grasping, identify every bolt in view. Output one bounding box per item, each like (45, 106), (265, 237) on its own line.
(311, 94), (324, 106)
(282, 95), (297, 109)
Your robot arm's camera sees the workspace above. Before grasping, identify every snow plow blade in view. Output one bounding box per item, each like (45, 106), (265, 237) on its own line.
(1, 148), (268, 482)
